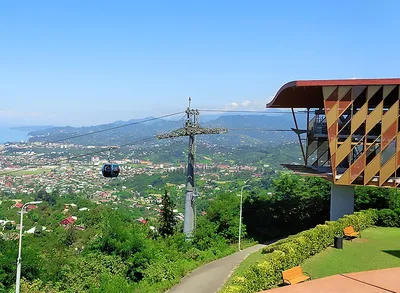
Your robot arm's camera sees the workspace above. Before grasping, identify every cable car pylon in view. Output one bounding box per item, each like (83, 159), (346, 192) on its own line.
(156, 98), (228, 239)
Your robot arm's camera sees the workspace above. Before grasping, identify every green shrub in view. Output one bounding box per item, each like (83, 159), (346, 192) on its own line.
(394, 208), (400, 216)
(142, 258), (181, 284)
(376, 209), (399, 227)
(221, 210), (378, 293)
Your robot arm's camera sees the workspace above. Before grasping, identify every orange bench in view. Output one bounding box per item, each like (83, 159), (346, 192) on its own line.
(282, 266), (311, 285)
(344, 226), (361, 240)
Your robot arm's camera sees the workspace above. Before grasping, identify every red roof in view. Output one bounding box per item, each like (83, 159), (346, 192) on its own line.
(137, 217), (148, 225)
(60, 216), (76, 225)
(15, 202), (23, 208)
(267, 78), (400, 109)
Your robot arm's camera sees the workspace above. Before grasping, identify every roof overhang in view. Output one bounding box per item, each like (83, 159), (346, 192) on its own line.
(281, 164), (331, 178)
(267, 78), (400, 109)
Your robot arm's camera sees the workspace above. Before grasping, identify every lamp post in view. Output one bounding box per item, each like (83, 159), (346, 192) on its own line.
(238, 185), (250, 251)
(15, 201), (42, 293)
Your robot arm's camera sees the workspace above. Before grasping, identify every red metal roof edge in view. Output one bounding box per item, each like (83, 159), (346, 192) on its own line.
(296, 78), (400, 87)
(267, 78), (400, 108)
(266, 80), (296, 108)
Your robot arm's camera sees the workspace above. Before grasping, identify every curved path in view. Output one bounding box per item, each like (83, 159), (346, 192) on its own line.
(167, 244), (266, 293)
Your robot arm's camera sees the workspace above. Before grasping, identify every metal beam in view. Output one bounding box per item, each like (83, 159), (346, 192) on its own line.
(292, 108), (307, 165)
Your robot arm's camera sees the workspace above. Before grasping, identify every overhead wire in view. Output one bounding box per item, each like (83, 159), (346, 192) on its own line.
(199, 109), (307, 114)
(154, 113), (188, 143)
(0, 111), (186, 176)
(163, 114), (187, 134)
(227, 128), (293, 132)
(46, 111), (185, 144)
(0, 109), (297, 177)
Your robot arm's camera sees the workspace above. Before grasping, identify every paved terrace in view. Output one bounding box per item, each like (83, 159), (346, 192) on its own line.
(261, 267), (400, 293)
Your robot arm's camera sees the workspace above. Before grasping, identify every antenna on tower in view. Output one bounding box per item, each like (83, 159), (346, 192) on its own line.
(157, 98), (228, 239)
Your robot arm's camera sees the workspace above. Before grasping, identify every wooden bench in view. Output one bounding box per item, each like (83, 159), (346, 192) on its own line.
(344, 226), (361, 240)
(282, 266), (311, 285)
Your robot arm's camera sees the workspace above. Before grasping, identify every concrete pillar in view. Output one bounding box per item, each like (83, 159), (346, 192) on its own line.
(330, 184), (355, 221)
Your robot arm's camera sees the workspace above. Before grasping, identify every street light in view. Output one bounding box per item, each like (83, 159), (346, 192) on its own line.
(238, 185), (250, 251)
(15, 201), (42, 293)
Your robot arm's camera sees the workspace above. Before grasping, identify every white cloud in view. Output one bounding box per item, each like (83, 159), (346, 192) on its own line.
(222, 102), (237, 111)
(223, 100), (269, 111)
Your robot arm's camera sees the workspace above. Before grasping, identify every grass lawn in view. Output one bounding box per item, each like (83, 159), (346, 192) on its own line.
(127, 164), (147, 169)
(0, 168), (50, 176)
(302, 227), (400, 279)
(221, 227), (400, 291)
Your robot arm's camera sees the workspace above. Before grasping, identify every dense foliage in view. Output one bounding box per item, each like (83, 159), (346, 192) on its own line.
(243, 175), (331, 241)
(1, 172), (400, 293)
(0, 191), (241, 293)
(355, 186), (399, 211)
(243, 174), (400, 241)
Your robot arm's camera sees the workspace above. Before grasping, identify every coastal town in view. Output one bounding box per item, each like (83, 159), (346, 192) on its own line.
(0, 140), (271, 229)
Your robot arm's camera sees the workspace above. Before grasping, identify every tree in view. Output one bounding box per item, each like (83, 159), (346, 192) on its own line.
(3, 222), (15, 231)
(242, 174), (330, 241)
(35, 189), (56, 205)
(158, 189), (177, 237)
(206, 192), (242, 242)
(61, 228), (77, 246)
(34, 225), (44, 238)
(355, 186), (399, 211)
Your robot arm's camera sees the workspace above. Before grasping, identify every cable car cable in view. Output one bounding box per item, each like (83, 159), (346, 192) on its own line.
(227, 128), (293, 132)
(198, 109), (307, 114)
(46, 111), (185, 144)
(1, 110), (297, 177)
(0, 110), (185, 176)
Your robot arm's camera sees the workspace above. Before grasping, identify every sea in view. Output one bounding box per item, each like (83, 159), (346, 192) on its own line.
(0, 127), (30, 144)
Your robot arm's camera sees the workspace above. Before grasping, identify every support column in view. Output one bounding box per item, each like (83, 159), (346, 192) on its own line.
(183, 135), (195, 238)
(330, 184), (354, 221)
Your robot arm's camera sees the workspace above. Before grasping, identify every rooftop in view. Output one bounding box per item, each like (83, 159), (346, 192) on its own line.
(267, 78), (400, 108)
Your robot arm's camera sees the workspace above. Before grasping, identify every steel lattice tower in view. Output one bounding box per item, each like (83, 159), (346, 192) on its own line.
(157, 98), (227, 237)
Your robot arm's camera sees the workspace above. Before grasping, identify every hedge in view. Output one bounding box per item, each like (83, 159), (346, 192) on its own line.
(375, 208), (400, 227)
(220, 209), (383, 293)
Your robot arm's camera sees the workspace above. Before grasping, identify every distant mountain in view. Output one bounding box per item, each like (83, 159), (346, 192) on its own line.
(27, 114), (301, 146)
(206, 114), (297, 132)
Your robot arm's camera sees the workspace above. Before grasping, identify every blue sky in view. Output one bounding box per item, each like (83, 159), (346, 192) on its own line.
(1, 0), (400, 126)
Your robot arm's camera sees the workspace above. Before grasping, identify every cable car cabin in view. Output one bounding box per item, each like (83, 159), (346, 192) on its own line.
(102, 164), (120, 178)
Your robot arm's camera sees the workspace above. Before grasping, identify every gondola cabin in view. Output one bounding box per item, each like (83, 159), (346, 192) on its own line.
(102, 163), (120, 178)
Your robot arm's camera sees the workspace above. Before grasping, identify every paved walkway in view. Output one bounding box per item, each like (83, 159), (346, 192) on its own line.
(262, 267), (400, 293)
(168, 244), (267, 293)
